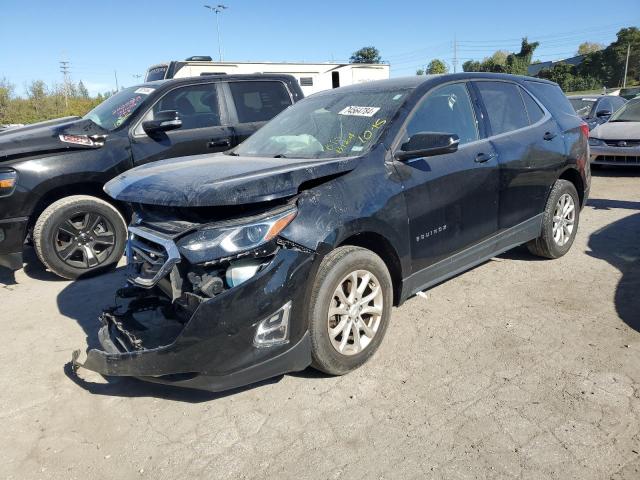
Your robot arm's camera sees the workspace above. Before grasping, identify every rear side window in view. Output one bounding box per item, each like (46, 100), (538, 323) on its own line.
(476, 81), (529, 135)
(520, 87), (545, 124)
(229, 81), (292, 123)
(524, 81), (578, 131)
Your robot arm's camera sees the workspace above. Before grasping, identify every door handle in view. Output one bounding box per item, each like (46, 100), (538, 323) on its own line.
(543, 131), (557, 141)
(475, 152), (496, 163)
(208, 138), (231, 148)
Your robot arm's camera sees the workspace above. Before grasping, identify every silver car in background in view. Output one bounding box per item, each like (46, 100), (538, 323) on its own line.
(589, 98), (640, 166)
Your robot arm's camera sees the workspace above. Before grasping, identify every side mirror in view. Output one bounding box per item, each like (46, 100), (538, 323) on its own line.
(142, 110), (182, 135)
(396, 132), (460, 161)
(596, 109), (612, 118)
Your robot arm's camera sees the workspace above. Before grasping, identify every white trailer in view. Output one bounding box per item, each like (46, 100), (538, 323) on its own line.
(145, 58), (390, 96)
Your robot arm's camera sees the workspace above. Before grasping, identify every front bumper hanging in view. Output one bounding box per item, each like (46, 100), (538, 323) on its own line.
(71, 247), (316, 392)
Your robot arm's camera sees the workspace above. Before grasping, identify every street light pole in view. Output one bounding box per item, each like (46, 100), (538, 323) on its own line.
(623, 43), (630, 89)
(204, 4), (228, 62)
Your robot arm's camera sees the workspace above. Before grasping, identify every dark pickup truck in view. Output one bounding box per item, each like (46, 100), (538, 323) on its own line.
(0, 74), (303, 278)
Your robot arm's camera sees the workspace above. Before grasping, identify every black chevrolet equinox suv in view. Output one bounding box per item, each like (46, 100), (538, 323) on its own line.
(73, 73), (590, 393)
(0, 74), (303, 278)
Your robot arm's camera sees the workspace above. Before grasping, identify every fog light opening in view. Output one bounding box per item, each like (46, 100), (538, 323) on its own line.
(254, 301), (291, 347)
(225, 258), (265, 288)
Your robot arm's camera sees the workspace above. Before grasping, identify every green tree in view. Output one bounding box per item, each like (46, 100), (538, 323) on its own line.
(578, 27), (640, 87)
(504, 38), (540, 75)
(427, 59), (448, 74)
(416, 68), (425, 76)
(461, 40), (538, 75)
(577, 42), (604, 55)
(0, 78), (15, 123)
(490, 50), (509, 66)
(350, 46), (382, 64)
(77, 80), (90, 99)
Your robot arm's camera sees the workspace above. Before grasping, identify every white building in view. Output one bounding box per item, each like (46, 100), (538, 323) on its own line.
(145, 58), (390, 96)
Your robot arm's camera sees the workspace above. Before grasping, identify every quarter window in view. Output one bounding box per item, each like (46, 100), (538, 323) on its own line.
(153, 84), (221, 130)
(476, 81), (529, 135)
(406, 83), (479, 145)
(520, 87), (545, 124)
(228, 81), (292, 123)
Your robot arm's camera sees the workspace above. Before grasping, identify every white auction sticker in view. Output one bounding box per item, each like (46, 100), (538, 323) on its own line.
(135, 87), (155, 95)
(338, 106), (381, 117)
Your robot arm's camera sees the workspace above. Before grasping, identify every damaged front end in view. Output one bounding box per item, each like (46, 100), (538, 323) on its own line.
(72, 202), (316, 392)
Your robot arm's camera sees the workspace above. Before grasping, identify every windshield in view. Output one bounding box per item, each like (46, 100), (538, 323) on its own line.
(568, 98), (596, 117)
(146, 65), (168, 82)
(609, 98), (640, 122)
(84, 86), (152, 131)
(233, 88), (411, 159)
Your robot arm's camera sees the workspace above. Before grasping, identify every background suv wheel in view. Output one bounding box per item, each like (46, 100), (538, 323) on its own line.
(33, 195), (127, 279)
(308, 246), (393, 375)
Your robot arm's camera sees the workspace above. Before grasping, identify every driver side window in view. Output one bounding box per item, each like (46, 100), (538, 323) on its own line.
(406, 83), (479, 145)
(145, 84), (221, 131)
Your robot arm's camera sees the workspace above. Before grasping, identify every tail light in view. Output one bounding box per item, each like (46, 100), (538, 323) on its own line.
(579, 123), (589, 138)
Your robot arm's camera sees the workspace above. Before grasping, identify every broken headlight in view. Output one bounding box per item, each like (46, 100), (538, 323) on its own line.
(177, 207), (297, 264)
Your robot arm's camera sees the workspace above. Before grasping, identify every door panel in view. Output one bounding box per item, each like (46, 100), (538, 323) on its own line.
(394, 141), (499, 273)
(130, 83), (235, 165)
(393, 82), (500, 274)
(473, 81), (566, 230)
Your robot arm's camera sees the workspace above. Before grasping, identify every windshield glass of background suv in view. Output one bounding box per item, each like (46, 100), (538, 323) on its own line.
(84, 87), (149, 131)
(609, 99), (640, 122)
(569, 98), (596, 117)
(233, 88), (410, 159)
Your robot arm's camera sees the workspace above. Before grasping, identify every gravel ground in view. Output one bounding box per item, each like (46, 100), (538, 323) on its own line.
(1, 169), (639, 480)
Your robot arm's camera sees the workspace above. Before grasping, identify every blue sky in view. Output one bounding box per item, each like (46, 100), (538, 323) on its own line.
(1, 0), (638, 96)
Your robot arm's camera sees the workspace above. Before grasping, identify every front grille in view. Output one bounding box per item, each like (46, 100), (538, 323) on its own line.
(127, 226), (181, 288)
(593, 155), (640, 165)
(603, 139), (640, 147)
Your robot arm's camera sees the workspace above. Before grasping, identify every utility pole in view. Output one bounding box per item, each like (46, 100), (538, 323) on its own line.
(59, 60), (71, 110)
(204, 4), (228, 62)
(452, 35), (458, 73)
(114, 70), (119, 92)
(623, 43), (630, 88)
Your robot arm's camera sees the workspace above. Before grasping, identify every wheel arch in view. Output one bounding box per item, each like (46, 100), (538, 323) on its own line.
(337, 231), (404, 306)
(28, 182), (132, 232)
(557, 167), (585, 207)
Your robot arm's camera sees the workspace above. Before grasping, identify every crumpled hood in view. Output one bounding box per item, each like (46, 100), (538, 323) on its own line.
(591, 121), (640, 140)
(0, 117), (107, 161)
(105, 153), (360, 207)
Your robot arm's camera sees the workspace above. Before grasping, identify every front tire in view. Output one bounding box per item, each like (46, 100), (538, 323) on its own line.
(33, 195), (127, 279)
(308, 246), (393, 376)
(527, 179), (580, 259)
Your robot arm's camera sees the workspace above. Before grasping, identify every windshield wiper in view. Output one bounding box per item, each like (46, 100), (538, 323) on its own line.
(273, 154), (288, 158)
(226, 150), (239, 156)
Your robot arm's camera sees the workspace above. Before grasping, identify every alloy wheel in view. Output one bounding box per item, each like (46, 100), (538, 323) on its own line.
(327, 269), (384, 356)
(552, 193), (576, 247)
(54, 211), (117, 269)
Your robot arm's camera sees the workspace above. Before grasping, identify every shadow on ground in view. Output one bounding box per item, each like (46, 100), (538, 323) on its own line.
(587, 208), (640, 332)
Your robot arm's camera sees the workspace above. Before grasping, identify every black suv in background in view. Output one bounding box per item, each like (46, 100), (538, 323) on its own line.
(73, 73), (590, 393)
(0, 75), (303, 278)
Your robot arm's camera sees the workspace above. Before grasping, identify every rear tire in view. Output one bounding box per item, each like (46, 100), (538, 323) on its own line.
(308, 246), (393, 376)
(527, 179), (580, 259)
(33, 195), (127, 279)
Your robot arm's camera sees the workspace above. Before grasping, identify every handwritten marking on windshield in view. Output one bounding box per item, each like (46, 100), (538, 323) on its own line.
(324, 118), (387, 154)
